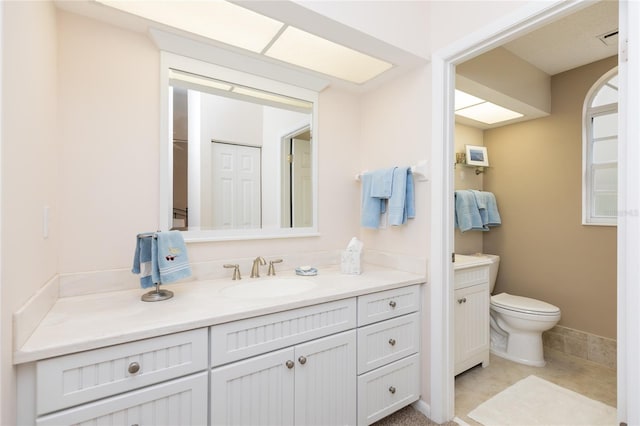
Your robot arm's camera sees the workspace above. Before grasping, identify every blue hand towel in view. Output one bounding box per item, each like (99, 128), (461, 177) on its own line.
(389, 167), (415, 226)
(472, 190), (501, 227)
(155, 231), (192, 283)
(132, 234), (156, 289)
(361, 172), (385, 228)
(455, 190), (485, 232)
(369, 167), (396, 198)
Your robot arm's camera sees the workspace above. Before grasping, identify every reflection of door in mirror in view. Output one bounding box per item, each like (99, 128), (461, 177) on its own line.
(281, 128), (312, 228)
(208, 142), (261, 229)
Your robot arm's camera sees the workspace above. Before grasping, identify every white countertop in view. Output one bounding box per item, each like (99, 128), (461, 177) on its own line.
(14, 265), (425, 364)
(454, 254), (492, 270)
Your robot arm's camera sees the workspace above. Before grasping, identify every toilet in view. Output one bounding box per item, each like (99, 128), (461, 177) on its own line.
(481, 254), (561, 367)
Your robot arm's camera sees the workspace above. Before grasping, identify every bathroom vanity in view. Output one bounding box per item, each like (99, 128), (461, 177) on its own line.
(453, 255), (491, 376)
(14, 267), (423, 425)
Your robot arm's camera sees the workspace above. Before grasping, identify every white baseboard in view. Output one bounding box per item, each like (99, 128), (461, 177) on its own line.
(412, 399), (431, 419)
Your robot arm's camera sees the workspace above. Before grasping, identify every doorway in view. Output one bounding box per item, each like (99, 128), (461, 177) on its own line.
(428, 1), (639, 424)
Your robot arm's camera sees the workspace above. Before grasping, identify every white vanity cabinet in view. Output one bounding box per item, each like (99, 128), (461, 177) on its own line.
(19, 328), (209, 425)
(454, 265), (490, 376)
(210, 299), (357, 426)
(356, 285), (421, 425)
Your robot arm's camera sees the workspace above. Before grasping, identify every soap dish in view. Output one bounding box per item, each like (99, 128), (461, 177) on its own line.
(295, 266), (318, 276)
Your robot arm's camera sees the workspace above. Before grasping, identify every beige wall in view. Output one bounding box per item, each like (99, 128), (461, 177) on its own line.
(1, 1), (59, 422)
(454, 124), (485, 254)
(483, 56), (618, 339)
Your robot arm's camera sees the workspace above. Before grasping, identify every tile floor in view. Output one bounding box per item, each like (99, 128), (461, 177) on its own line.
(455, 349), (617, 425)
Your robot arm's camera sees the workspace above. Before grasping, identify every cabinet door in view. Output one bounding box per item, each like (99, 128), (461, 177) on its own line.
(211, 347), (295, 426)
(37, 372), (207, 426)
(454, 283), (490, 375)
(294, 330), (356, 426)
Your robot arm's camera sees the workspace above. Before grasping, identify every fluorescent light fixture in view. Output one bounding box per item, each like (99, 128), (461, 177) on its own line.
(96, 0), (284, 53)
(455, 90), (523, 125)
(265, 26), (393, 84)
(169, 69), (232, 92)
(455, 90), (484, 110)
(456, 102), (524, 125)
(232, 86), (313, 111)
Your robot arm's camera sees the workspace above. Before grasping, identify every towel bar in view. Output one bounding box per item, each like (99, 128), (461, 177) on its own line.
(355, 160), (427, 182)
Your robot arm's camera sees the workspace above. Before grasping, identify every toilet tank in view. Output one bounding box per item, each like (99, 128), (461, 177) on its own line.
(476, 253), (500, 293)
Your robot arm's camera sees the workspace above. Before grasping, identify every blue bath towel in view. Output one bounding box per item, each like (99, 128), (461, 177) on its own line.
(132, 231), (192, 288)
(369, 167), (396, 198)
(132, 233), (156, 289)
(361, 172), (385, 228)
(472, 190), (502, 227)
(155, 231), (192, 283)
(455, 190), (485, 232)
(388, 167), (415, 226)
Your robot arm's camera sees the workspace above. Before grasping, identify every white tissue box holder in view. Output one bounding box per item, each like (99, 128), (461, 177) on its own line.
(341, 251), (361, 275)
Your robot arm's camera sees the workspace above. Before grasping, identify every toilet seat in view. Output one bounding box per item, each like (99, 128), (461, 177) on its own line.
(491, 292), (560, 316)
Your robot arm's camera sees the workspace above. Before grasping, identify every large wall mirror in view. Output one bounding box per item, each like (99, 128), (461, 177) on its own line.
(160, 53), (319, 241)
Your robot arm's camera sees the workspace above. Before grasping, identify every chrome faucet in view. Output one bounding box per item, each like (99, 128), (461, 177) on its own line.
(250, 256), (267, 278)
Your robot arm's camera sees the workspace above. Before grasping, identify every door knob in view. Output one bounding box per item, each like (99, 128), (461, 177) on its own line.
(388, 386), (396, 394)
(388, 338), (396, 346)
(285, 360), (294, 369)
(389, 300), (397, 308)
(298, 356), (307, 365)
(128, 362), (140, 375)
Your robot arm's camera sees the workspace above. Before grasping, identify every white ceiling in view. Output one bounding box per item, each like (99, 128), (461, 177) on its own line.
(502, 1), (618, 76)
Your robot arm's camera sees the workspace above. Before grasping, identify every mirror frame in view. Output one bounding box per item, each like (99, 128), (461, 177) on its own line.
(159, 52), (320, 242)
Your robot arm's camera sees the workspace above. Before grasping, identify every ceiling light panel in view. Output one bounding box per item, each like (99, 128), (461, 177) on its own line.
(455, 102), (523, 125)
(97, 0), (284, 53)
(265, 26), (393, 84)
(455, 90), (484, 110)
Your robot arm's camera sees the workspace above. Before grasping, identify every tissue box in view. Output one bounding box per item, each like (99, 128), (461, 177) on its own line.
(341, 250), (361, 274)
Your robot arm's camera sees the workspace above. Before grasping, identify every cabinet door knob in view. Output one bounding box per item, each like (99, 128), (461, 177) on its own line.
(457, 297), (467, 304)
(128, 362), (140, 375)
(285, 360), (294, 369)
(388, 386), (396, 394)
(298, 356), (307, 365)
(388, 338), (396, 346)
(389, 300), (397, 308)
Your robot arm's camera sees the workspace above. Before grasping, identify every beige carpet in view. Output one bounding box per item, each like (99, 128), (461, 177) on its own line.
(372, 405), (458, 426)
(468, 375), (616, 426)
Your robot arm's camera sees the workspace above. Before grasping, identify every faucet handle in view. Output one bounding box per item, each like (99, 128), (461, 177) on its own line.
(223, 264), (241, 280)
(267, 259), (283, 276)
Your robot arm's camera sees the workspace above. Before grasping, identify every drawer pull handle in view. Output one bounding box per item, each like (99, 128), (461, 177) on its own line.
(128, 362), (140, 375)
(285, 360), (295, 369)
(389, 338), (396, 346)
(389, 386), (396, 394)
(298, 356), (307, 365)
(389, 300), (397, 308)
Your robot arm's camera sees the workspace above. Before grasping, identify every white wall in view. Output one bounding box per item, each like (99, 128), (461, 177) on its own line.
(1, 2), (59, 424)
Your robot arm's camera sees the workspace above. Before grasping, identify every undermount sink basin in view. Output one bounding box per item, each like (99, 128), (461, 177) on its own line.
(221, 278), (317, 299)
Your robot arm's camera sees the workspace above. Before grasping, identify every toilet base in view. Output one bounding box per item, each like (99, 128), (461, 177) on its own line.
(490, 347), (546, 367)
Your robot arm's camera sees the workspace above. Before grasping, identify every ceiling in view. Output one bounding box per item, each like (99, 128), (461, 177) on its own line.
(502, 1), (618, 76)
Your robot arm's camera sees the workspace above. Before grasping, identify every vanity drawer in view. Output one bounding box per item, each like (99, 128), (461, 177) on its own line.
(357, 353), (420, 425)
(211, 298), (356, 366)
(357, 312), (420, 374)
(454, 266), (489, 290)
(36, 328), (208, 415)
(37, 372), (208, 426)
(357, 285), (420, 326)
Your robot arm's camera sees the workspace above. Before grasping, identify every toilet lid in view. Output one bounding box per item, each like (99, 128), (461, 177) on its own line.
(491, 292), (560, 315)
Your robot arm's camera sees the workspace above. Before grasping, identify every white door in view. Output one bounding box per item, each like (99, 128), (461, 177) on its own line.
(292, 138), (312, 228)
(211, 348), (295, 426)
(210, 142), (261, 229)
(294, 330), (357, 426)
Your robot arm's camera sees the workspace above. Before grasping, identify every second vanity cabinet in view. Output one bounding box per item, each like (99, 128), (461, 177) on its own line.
(454, 264), (490, 376)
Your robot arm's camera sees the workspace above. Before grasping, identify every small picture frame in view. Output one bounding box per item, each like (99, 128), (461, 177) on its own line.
(465, 145), (489, 167)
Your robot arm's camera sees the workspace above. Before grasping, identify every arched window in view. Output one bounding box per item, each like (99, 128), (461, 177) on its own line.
(583, 68), (618, 225)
